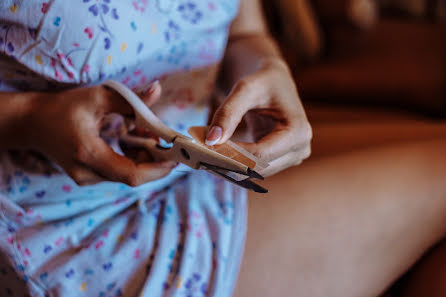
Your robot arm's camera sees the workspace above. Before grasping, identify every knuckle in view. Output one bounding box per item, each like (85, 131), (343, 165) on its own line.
(301, 145), (312, 160)
(125, 174), (143, 187)
(252, 148), (270, 162)
(291, 152), (303, 166)
(291, 119), (313, 147)
(234, 77), (263, 96)
(234, 78), (252, 93)
(302, 122), (313, 142)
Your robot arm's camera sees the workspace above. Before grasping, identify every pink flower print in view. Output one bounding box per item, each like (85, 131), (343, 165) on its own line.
(62, 185), (72, 192)
(23, 248), (31, 257)
(122, 76), (131, 85)
(82, 64), (90, 73)
(84, 27), (94, 39)
(132, 0), (148, 12)
(199, 39), (216, 62)
(102, 229), (109, 238)
(55, 237), (64, 246)
(54, 70), (63, 80)
(171, 88), (194, 109)
(95, 240), (105, 250)
(188, 211), (206, 237)
(133, 249), (140, 259)
(139, 75), (147, 86)
(208, 2), (216, 11)
(41, 2), (49, 14)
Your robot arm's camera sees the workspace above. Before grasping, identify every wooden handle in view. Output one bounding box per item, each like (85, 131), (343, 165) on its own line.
(103, 80), (178, 142)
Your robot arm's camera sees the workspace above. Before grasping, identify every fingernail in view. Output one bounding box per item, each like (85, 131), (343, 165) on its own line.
(144, 80), (160, 96)
(205, 126), (222, 146)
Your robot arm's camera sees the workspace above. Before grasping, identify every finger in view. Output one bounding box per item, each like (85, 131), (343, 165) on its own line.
(100, 85), (134, 115)
(234, 119), (312, 162)
(102, 81), (162, 115)
(258, 146), (311, 177)
(66, 164), (106, 186)
(206, 75), (270, 146)
(77, 137), (177, 186)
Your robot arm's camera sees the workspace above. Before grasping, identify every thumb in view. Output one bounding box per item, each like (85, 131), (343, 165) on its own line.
(206, 79), (267, 146)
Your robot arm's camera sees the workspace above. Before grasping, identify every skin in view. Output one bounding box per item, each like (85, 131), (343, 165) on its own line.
(1, 0), (445, 296)
(222, 1), (446, 296)
(233, 107), (446, 297)
(0, 83), (176, 186)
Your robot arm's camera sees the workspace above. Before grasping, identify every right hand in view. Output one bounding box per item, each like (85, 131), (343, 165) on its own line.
(24, 83), (177, 186)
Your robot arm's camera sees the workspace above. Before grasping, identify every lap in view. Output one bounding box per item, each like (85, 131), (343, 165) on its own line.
(0, 171), (246, 297)
(235, 135), (446, 297)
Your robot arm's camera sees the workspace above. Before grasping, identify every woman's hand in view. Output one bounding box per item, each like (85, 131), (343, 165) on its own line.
(25, 83), (177, 186)
(206, 57), (312, 177)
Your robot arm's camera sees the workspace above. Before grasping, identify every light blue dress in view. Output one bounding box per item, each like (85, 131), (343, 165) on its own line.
(0, 1), (247, 297)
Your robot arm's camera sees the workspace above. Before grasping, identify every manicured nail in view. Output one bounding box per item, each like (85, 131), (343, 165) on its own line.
(144, 80), (160, 96)
(205, 126), (222, 146)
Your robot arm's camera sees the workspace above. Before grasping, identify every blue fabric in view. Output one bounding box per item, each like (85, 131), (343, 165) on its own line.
(0, 1), (247, 297)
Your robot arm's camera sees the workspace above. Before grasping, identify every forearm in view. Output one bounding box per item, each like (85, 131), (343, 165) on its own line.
(221, 34), (282, 86)
(0, 92), (36, 149)
(219, 0), (288, 91)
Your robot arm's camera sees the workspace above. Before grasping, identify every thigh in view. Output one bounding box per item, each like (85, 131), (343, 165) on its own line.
(396, 240), (446, 297)
(234, 139), (446, 297)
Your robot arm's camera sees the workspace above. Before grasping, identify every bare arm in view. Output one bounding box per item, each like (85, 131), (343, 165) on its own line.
(0, 86), (175, 186)
(207, 0), (312, 176)
(220, 0), (283, 91)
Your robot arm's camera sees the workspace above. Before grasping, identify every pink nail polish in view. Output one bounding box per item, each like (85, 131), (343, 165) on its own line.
(205, 126), (222, 146)
(144, 80), (160, 95)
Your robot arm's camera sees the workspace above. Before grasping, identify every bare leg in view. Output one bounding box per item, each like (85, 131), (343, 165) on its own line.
(233, 138), (446, 297)
(396, 240), (446, 297)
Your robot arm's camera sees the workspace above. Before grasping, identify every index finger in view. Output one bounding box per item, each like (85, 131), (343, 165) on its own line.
(78, 136), (177, 186)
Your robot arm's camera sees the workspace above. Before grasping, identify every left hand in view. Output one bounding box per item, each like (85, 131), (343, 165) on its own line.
(206, 57), (312, 177)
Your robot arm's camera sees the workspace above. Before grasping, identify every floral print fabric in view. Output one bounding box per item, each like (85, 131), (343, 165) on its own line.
(0, 1), (246, 297)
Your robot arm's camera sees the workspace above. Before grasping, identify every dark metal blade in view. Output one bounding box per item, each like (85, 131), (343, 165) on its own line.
(200, 163), (268, 193)
(199, 162), (265, 180)
(247, 168), (264, 180)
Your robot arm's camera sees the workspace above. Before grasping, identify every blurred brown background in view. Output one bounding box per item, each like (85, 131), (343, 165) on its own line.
(262, 0), (446, 119)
